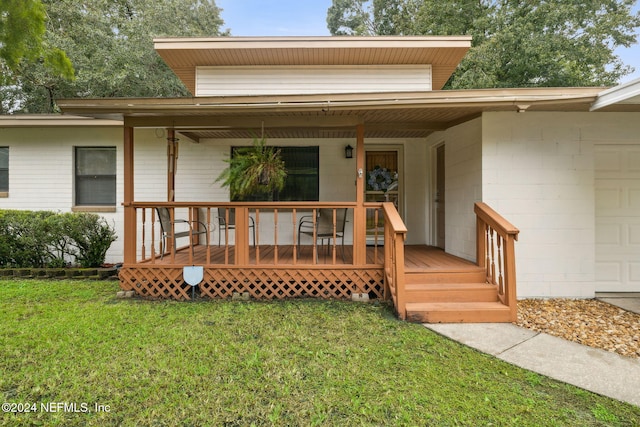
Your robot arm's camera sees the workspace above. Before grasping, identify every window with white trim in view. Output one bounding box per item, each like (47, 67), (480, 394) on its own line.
(75, 147), (116, 206)
(0, 147), (8, 193)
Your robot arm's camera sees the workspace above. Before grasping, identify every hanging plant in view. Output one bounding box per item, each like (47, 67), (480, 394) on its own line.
(216, 136), (287, 199)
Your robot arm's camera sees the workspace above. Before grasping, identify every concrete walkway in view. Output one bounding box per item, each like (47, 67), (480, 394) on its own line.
(424, 322), (640, 407)
(596, 293), (640, 315)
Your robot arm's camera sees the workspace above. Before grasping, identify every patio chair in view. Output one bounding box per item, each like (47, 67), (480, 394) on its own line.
(217, 208), (256, 247)
(297, 208), (348, 261)
(156, 207), (208, 259)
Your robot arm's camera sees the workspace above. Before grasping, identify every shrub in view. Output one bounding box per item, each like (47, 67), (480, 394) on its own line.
(61, 212), (117, 268)
(0, 210), (59, 267)
(0, 210), (117, 268)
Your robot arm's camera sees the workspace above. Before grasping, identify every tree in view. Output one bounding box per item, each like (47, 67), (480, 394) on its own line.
(5, 0), (228, 113)
(326, 0), (640, 88)
(0, 0), (74, 107)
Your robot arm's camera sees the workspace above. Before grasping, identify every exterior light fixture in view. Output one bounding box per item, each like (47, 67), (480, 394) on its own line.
(345, 144), (353, 159)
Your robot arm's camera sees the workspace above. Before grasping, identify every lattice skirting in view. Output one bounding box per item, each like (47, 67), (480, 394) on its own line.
(119, 266), (384, 301)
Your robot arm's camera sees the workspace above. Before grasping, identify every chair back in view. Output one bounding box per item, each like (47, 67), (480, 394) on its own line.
(156, 207), (171, 233)
(218, 208), (236, 225)
(317, 208), (347, 234)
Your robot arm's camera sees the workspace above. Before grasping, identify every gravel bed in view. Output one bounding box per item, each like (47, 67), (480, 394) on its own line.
(516, 299), (640, 359)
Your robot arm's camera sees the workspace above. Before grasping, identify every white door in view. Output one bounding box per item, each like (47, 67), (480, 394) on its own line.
(595, 144), (640, 292)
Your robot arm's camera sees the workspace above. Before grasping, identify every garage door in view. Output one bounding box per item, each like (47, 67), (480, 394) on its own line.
(595, 145), (640, 292)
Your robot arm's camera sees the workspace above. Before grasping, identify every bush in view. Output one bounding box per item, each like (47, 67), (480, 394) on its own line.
(0, 210), (117, 268)
(61, 212), (117, 268)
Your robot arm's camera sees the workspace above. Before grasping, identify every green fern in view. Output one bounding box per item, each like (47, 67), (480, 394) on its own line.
(216, 137), (287, 199)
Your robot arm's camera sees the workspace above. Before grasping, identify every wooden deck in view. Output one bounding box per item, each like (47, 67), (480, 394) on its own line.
(145, 244), (477, 269)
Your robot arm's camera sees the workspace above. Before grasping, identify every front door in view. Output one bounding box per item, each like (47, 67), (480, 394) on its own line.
(364, 147), (402, 239)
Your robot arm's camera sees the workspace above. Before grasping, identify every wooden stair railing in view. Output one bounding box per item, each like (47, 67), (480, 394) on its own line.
(382, 202), (408, 319)
(474, 202), (520, 322)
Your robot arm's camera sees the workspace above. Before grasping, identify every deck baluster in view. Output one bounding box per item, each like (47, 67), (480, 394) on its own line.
(141, 208), (146, 260)
(273, 209), (279, 264)
(292, 209), (298, 264)
(151, 208), (156, 262)
(206, 207), (212, 264)
(497, 235), (504, 295)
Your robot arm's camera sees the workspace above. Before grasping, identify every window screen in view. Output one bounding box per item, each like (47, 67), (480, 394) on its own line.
(0, 147), (8, 192)
(75, 147), (116, 206)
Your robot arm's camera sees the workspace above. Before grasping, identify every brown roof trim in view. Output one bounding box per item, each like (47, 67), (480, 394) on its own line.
(58, 87), (603, 115)
(0, 114), (122, 127)
(153, 35), (473, 50)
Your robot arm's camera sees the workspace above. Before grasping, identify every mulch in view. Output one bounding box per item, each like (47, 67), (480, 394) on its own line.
(516, 299), (640, 359)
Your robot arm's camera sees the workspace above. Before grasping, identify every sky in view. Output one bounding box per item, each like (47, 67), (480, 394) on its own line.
(216, 0), (640, 84)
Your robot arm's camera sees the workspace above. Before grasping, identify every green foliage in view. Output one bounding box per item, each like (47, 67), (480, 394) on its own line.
(326, 0), (640, 87)
(60, 212), (117, 268)
(0, 0), (74, 87)
(1, 285), (640, 426)
(0, 210), (116, 268)
(216, 137), (287, 200)
(6, 0), (228, 113)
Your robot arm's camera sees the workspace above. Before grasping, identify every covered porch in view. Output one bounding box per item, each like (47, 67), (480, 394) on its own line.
(116, 198), (519, 322)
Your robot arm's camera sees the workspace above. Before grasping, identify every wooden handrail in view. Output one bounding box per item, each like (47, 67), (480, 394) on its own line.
(128, 201), (383, 268)
(382, 202), (408, 320)
(474, 202), (519, 240)
(474, 202), (519, 322)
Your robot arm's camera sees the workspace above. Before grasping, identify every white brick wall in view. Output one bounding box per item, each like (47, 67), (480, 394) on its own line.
(426, 118), (483, 261)
(480, 112), (640, 298)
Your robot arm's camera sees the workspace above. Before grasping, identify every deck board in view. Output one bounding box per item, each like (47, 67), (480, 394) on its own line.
(145, 244), (477, 270)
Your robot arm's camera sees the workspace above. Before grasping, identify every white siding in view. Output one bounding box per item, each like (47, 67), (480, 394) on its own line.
(0, 126), (125, 263)
(196, 65), (432, 96)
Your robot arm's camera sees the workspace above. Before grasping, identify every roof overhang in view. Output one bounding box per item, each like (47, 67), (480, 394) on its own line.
(154, 36), (472, 92)
(0, 114), (122, 127)
(57, 87), (603, 140)
(591, 77), (640, 111)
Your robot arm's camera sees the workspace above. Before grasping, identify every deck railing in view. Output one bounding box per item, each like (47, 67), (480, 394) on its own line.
(381, 202), (408, 319)
(475, 202), (520, 321)
(130, 201), (388, 267)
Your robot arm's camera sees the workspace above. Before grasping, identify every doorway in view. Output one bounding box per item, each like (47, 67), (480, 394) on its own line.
(364, 146), (402, 240)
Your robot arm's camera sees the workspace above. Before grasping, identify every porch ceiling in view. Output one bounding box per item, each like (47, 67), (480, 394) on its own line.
(154, 36), (472, 92)
(57, 87), (603, 140)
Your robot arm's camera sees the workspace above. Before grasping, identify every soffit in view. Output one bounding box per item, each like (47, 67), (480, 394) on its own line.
(154, 36), (472, 92)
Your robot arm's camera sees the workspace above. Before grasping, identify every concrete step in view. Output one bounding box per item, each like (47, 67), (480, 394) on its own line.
(406, 301), (512, 323)
(405, 282), (498, 303)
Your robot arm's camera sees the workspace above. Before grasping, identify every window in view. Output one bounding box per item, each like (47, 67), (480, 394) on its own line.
(231, 146), (319, 201)
(0, 147), (8, 193)
(75, 147), (116, 206)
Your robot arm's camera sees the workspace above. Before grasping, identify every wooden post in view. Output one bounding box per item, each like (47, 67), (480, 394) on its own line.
(476, 215), (486, 269)
(353, 123), (366, 265)
(167, 129), (177, 202)
(235, 206), (250, 265)
(504, 235), (518, 321)
(123, 126), (136, 264)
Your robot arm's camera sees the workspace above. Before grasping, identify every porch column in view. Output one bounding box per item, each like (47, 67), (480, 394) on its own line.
(353, 123), (366, 264)
(167, 129), (178, 202)
(123, 125), (136, 264)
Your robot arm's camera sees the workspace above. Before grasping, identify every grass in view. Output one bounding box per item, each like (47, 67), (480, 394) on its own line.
(1, 280), (639, 426)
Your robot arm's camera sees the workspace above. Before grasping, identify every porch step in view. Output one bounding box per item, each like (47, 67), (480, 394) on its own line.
(405, 301), (512, 324)
(405, 282), (498, 303)
(404, 268), (486, 284)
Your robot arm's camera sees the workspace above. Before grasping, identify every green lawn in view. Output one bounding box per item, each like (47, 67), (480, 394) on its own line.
(1, 280), (639, 426)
